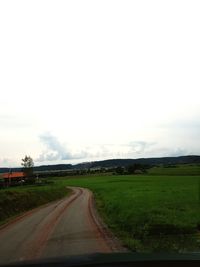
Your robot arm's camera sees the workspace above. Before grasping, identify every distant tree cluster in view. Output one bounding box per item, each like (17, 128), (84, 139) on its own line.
(115, 164), (150, 175)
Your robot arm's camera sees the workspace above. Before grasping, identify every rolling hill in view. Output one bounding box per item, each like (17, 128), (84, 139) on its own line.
(0, 155), (200, 173)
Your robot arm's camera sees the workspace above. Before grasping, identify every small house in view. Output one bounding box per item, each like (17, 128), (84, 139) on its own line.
(2, 172), (25, 186)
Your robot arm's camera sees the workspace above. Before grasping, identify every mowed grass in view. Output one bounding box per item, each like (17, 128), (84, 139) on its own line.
(59, 174), (200, 252)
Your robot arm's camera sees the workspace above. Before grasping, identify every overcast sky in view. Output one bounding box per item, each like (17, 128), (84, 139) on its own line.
(0, 1), (200, 167)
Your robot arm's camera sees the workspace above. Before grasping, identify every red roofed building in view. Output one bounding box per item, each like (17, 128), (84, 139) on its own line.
(2, 172), (25, 186)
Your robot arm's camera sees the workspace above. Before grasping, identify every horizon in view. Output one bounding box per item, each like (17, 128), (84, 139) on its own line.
(1, 1), (200, 167)
(1, 154), (200, 169)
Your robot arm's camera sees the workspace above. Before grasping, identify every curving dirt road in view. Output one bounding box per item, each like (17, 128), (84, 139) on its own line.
(0, 187), (123, 265)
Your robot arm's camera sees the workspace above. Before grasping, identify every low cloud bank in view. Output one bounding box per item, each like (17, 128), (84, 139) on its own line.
(35, 133), (189, 164)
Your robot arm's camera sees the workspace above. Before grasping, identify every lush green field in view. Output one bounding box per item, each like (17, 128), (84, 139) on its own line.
(148, 164), (200, 175)
(1, 173), (200, 252)
(0, 182), (69, 225)
(59, 174), (200, 252)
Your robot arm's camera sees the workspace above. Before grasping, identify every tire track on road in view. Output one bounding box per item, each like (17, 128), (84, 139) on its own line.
(21, 188), (83, 261)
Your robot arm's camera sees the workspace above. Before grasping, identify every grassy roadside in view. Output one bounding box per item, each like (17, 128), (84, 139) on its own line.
(0, 181), (69, 225)
(60, 174), (200, 252)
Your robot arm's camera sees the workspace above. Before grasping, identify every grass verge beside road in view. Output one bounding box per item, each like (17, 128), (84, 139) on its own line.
(0, 182), (69, 225)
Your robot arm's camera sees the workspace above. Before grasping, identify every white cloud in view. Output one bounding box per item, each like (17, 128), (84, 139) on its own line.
(35, 133), (191, 165)
(36, 132), (88, 162)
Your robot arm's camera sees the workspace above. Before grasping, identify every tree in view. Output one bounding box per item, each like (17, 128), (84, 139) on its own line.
(127, 164), (137, 174)
(127, 163), (148, 174)
(21, 155), (34, 178)
(115, 166), (124, 175)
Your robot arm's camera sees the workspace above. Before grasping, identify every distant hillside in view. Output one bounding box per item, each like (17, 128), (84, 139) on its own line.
(0, 164), (73, 174)
(76, 155), (200, 169)
(0, 155), (200, 173)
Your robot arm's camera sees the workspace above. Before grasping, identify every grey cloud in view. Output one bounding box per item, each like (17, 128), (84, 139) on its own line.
(36, 133), (87, 162)
(85, 141), (157, 159)
(39, 133), (72, 160)
(36, 134), (192, 164)
(139, 146), (190, 158)
(126, 141), (156, 154)
(124, 142), (190, 158)
(36, 152), (60, 162)
(165, 148), (190, 157)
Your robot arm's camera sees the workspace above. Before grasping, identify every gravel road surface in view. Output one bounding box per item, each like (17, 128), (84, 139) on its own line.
(0, 187), (123, 265)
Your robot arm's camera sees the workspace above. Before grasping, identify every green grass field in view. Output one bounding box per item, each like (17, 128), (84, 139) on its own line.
(148, 164), (200, 175)
(58, 174), (200, 252)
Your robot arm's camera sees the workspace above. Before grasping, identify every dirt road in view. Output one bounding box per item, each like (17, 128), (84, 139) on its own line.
(0, 187), (123, 265)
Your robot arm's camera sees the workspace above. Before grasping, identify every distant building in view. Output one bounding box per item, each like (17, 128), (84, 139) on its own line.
(2, 172), (25, 186)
